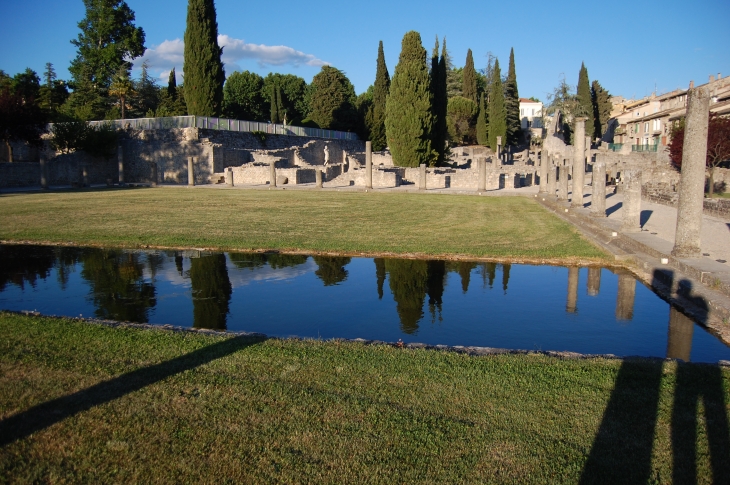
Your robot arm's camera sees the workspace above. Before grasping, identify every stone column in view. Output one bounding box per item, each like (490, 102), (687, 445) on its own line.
(615, 273), (636, 321)
(539, 149), (548, 193)
(547, 158), (557, 197)
(419, 164), (426, 190)
(117, 145), (124, 185)
(591, 158), (607, 217)
(566, 267), (579, 313)
(666, 306), (694, 362)
(365, 141), (373, 189)
(39, 153), (48, 190)
(621, 169), (642, 233)
(587, 267), (601, 296)
(477, 158), (486, 192)
(225, 167), (233, 187)
(83, 165), (89, 187)
(672, 85), (711, 258)
(496, 136), (502, 163)
(571, 117), (586, 208)
(558, 159), (569, 200)
(315, 168), (323, 188)
(269, 160), (277, 188)
(187, 157), (195, 186)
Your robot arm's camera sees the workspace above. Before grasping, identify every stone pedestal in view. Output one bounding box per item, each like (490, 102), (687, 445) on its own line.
(539, 149), (548, 193)
(187, 157), (195, 186)
(225, 167), (233, 187)
(557, 159), (569, 201)
(621, 169), (642, 233)
(496, 136), (502, 163)
(117, 145), (124, 185)
(666, 307), (694, 362)
(547, 160), (557, 197)
(315, 168), (323, 188)
(672, 85), (710, 258)
(39, 154), (48, 190)
(419, 164), (426, 190)
(615, 273), (636, 321)
(365, 141), (373, 189)
(566, 267), (579, 313)
(587, 267), (601, 296)
(591, 159), (607, 217)
(477, 158), (486, 192)
(571, 117), (586, 208)
(269, 161), (277, 188)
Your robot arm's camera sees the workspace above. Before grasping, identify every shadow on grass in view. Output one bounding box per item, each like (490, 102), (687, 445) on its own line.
(0, 334), (265, 447)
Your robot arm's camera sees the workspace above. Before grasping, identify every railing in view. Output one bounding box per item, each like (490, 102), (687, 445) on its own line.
(86, 115), (359, 141)
(631, 144), (658, 152)
(608, 143), (623, 152)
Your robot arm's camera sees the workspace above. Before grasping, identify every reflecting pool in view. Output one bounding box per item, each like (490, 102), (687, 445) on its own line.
(1, 245), (729, 363)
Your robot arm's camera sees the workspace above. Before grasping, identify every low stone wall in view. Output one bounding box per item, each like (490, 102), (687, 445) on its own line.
(642, 183), (730, 219)
(0, 152), (117, 188)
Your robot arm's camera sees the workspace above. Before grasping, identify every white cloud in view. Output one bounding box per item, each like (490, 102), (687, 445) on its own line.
(132, 35), (328, 82)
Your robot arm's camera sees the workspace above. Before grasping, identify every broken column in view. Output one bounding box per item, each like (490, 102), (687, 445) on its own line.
(225, 167), (233, 187)
(315, 168), (323, 188)
(672, 85), (711, 258)
(591, 157), (607, 217)
(587, 267), (601, 296)
(39, 153), (48, 190)
(187, 157), (195, 186)
(365, 141), (373, 189)
(477, 157), (486, 192)
(539, 149), (548, 193)
(496, 136), (502, 163)
(269, 160), (277, 188)
(557, 159), (569, 200)
(621, 169), (642, 233)
(615, 273), (636, 321)
(419, 164), (426, 190)
(547, 157), (557, 197)
(566, 267), (579, 313)
(83, 165), (89, 187)
(118, 145), (125, 185)
(571, 117), (586, 208)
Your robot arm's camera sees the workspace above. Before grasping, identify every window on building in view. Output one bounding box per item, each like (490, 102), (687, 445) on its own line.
(644, 122), (649, 132)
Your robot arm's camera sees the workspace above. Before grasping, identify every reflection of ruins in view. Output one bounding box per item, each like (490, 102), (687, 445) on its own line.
(566, 267), (579, 313)
(615, 273), (636, 321)
(666, 307), (694, 362)
(189, 253), (232, 330)
(587, 267), (601, 296)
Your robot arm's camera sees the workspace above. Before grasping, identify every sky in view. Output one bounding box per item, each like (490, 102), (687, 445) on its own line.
(1, 0), (729, 103)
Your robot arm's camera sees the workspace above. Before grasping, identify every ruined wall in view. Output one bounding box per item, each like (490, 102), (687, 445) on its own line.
(0, 151), (117, 188)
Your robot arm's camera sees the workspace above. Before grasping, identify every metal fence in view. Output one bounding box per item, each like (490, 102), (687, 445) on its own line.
(631, 144), (658, 153)
(608, 143), (623, 152)
(87, 116), (359, 141)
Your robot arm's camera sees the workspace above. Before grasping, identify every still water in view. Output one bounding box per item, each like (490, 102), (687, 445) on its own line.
(1, 244), (729, 363)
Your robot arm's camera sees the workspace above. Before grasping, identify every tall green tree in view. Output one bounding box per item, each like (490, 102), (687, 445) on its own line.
(591, 80), (611, 140)
(430, 37), (448, 165)
(476, 93), (488, 145)
(184, 0), (225, 116)
(262, 73), (308, 124)
(167, 68), (177, 98)
(504, 48), (520, 145)
(38, 63), (69, 117)
(270, 83), (281, 123)
(462, 49), (478, 103)
(545, 74), (579, 144)
(69, 0), (145, 92)
(223, 70), (266, 121)
(131, 61), (159, 117)
(487, 58), (506, 151)
(576, 62), (594, 141)
(447, 96), (478, 144)
(308, 66), (357, 131)
(369, 40), (390, 151)
(108, 65), (133, 119)
(385, 31), (434, 167)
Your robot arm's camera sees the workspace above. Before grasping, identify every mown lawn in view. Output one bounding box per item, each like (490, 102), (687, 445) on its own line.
(0, 187), (608, 261)
(1, 313), (728, 483)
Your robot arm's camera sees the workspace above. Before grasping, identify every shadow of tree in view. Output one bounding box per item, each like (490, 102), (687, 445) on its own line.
(0, 335), (264, 447)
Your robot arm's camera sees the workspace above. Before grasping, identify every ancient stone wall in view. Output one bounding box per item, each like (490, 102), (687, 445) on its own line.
(0, 151), (117, 188)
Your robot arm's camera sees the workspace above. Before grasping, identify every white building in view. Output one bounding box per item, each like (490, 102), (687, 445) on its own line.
(519, 98), (543, 129)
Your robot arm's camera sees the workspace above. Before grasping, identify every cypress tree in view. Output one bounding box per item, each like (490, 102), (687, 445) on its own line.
(184, 0), (225, 116)
(576, 62), (594, 140)
(591, 80), (611, 140)
(385, 31), (434, 167)
(270, 83), (280, 123)
(476, 93), (488, 145)
(370, 40), (390, 151)
(487, 58), (506, 151)
(462, 49), (478, 103)
(429, 37), (448, 165)
(167, 67), (177, 99)
(504, 48), (520, 145)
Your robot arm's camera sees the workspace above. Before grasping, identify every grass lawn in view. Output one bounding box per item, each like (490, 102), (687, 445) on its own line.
(1, 313), (728, 483)
(0, 187), (608, 261)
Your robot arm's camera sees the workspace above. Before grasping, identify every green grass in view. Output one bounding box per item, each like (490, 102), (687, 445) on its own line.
(1, 313), (729, 483)
(0, 187), (608, 261)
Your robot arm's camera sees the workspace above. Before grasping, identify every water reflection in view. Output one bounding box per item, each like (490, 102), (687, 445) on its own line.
(1, 245), (729, 363)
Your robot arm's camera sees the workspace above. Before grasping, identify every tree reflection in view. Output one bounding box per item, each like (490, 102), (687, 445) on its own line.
(313, 256), (351, 286)
(189, 253), (232, 330)
(502, 263), (511, 293)
(375, 258), (386, 299)
(426, 261), (446, 322)
(80, 249), (156, 323)
(0, 245), (56, 291)
(228, 253), (308, 271)
(54, 247), (86, 290)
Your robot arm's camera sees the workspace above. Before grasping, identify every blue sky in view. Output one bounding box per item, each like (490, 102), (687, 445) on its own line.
(1, 0), (728, 103)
